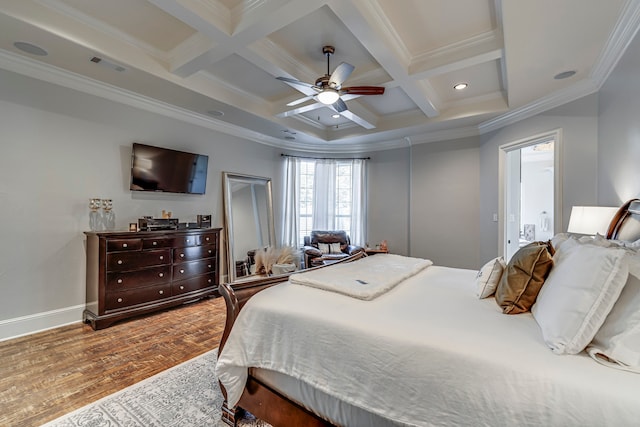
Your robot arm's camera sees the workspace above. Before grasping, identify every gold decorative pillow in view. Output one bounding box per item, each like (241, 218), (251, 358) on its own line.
(495, 241), (554, 314)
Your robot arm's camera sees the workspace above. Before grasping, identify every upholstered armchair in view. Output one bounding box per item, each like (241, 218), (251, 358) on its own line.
(302, 230), (364, 268)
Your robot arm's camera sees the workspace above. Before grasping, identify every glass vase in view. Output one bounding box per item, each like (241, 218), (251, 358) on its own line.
(102, 199), (116, 231)
(89, 198), (101, 231)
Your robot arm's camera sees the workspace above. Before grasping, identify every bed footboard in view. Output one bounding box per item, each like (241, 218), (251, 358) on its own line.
(217, 253), (365, 426)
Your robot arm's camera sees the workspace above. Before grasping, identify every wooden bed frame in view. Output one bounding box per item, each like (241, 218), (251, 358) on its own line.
(218, 253), (365, 426)
(217, 200), (640, 426)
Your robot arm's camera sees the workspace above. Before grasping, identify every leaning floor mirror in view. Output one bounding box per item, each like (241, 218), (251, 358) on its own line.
(222, 172), (276, 283)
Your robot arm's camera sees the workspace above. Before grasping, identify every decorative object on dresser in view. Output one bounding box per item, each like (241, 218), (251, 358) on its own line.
(84, 228), (221, 330)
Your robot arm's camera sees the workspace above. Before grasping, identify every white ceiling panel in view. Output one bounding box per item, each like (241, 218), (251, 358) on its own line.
(0, 0), (637, 152)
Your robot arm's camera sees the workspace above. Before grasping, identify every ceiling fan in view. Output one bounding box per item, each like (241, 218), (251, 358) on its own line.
(277, 45), (385, 113)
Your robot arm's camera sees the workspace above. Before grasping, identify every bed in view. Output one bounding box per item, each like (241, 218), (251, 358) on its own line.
(215, 199), (640, 426)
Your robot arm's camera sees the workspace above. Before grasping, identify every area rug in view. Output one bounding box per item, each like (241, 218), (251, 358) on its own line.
(41, 349), (270, 427)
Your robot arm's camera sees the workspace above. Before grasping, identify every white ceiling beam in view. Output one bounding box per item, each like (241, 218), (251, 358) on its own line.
(337, 102), (378, 129)
(328, 0), (440, 118)
(408, 32), (503, 80)
(152, 0), (325, 77)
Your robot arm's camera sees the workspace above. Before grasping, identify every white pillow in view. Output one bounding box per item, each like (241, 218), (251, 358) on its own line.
(475, 257), (506, 299)
(329, 242), (342, 254)
(318, 243), (330, 254)
(587, 251), (640, 372)
(531, 239), (629, 354)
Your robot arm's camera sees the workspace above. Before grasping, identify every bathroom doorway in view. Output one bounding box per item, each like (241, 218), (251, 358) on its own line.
(499, 130), (562, 261)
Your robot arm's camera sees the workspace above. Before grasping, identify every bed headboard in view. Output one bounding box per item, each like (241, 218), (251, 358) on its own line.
(606, 199), (640, 241)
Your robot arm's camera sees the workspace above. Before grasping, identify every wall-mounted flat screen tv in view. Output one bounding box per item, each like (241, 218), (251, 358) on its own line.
(130, 143), (209, 194)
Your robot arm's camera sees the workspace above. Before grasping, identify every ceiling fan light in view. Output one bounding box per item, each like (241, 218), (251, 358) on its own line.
(317, 89), (340, 105)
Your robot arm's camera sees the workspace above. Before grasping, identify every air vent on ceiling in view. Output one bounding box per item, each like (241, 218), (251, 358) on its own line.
(90, 56), (126, 72)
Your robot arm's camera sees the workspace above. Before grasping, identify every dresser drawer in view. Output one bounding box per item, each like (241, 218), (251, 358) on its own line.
(173, 234), (201, 248)
(172, 259), (216, 281)
(106, 265), (171, 290)
(172, 274), (216, 295)
(142, 237), (173, 250)
(105, 283), (171, 311)
(107, 238), (143, 252)
(201, 232), (217, 246)
(173, 244), (217, 263)
(107, 249), (171, 272)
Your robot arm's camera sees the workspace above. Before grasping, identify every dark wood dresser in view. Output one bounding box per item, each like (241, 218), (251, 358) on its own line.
(83, 228), (221, 330)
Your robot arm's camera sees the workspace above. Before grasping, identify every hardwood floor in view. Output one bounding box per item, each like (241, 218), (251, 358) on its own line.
(0, 296), (226, 427)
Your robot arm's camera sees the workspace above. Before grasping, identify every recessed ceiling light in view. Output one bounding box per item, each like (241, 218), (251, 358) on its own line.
(332, 114), (340, 119)
(207, 110), (224, 117)
(14, 41), (48, 56)
(554, 70), (576, 80)
(453, 82), (468, 90)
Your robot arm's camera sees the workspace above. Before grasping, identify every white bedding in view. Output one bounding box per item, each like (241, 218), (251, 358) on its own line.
(216, 264), (640, 426)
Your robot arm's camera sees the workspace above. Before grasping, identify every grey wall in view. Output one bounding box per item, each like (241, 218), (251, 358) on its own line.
(597, 31), (640, 206)
(366, 147), (411, 255)
(410, 137), (481, 269)
(0, 69), (280, 339)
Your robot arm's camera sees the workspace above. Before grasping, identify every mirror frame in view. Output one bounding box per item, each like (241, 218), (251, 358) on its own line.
(222, 172), (276, 284)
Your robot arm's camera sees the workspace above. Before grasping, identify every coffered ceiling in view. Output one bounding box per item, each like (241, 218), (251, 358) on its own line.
(0, 0), (638, 152)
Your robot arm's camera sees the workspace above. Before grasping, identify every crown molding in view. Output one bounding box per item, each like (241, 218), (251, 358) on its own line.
(0, 49), (291, 146)
(478, 78), (599, 134)
(590, 0), (640, 87)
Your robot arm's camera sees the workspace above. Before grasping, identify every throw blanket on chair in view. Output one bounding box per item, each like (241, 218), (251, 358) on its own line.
(289, 253), (432, 300)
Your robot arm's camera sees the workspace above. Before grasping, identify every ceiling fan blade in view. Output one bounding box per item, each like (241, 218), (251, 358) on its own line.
(341, 86), (385, 95)
(331, 98), (348, 113)
(286, 95), (315, 106)
(276, 76), (317, 96)
(328, 62), (355, 88)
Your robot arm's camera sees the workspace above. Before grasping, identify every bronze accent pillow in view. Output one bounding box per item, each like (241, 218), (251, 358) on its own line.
(495, 241), (554, 314)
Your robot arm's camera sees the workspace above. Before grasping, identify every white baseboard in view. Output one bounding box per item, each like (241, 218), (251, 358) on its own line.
(0, 304), (85, 342)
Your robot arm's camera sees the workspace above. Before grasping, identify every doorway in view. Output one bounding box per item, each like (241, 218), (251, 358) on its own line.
(499, 130), (562, 261)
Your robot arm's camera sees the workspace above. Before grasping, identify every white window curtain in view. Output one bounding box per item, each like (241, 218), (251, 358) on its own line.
(281, 156), (366, 247)
(350, 159), (366, 246)
(281, 156), (299, 248)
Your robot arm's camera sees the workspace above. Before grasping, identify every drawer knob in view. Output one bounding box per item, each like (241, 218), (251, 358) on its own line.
(159, 290), (164, 295)
(180, 253), (185, 258)
(186, 239), (191, 244)
(208, 278), (212, 283)
(180, 285), (185, 290)
(117, 298), (123, 303)
(159, 273), (164, 277)
(206, 237), (210, 241)
(208, 249), (212, 254)
(117, 260), (123, 265)
(117, 278), (123, 284)
(159, 256), (164, 260)
(122, 243), (128, 248)
(180, 269), (185, 274)
(208, 264), (211, 268)
(153, 241), (158, 246)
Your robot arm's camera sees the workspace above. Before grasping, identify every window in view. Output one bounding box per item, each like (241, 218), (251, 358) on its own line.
(283, 157), (366, 247)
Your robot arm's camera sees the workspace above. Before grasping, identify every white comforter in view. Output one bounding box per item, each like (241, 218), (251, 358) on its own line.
(216, 264), (640, 426)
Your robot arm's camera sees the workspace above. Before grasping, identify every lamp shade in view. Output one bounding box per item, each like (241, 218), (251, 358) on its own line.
(567, 206), (618, 235)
